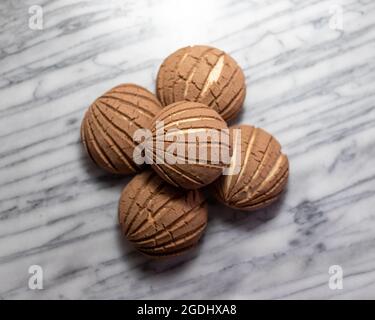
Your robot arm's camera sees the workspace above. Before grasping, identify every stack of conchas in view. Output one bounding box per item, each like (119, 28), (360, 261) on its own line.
(81, 45), (289, 258)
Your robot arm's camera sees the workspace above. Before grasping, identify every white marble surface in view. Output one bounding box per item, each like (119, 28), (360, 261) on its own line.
(1, 0), (375, 300)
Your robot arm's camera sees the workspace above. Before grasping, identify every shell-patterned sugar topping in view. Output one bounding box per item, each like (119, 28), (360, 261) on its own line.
(213, 124), (289, 211)
(80, 84), (162, 175)
(156, 45), (246, 122)
(149, 101), (231, 190)
(118, 171), (208, 257)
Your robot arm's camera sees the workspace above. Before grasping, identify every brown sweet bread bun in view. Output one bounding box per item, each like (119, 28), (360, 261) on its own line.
(118, 171), (208, 258)
(80, 84), (162, 174)
(149, 101), (231, 189)
(156, 45), (246, 122)
(213, 124), (289, 211)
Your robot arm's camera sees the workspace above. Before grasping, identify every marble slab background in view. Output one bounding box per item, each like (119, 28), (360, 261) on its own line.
(0, 0), (375, 299)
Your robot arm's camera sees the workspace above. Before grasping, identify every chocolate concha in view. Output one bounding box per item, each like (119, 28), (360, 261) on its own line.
(118, 171), (208, 258)
(156, 45), (246, 122)
(149, 101), (231, 190)
(213, 125), (289, 210)
(80, 84), (162, 174)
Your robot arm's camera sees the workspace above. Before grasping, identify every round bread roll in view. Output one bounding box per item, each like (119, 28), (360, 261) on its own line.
(156, 45), (246, 122)
(149, 101), (231, 189)
(80, 84), (162, 174)
(213, 125), (289, 210)
(118, 171), (208, 258)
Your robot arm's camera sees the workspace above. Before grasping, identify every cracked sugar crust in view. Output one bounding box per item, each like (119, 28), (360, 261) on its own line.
(80, 83), (162, 175)
(156, 45), (246, 122)
(213, 124), (289, 211)
(118, 171), (208, 257)
(150, 101), (231, 190)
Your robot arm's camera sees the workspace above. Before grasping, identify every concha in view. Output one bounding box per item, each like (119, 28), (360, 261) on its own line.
(213, 124), (289, 210)
(81, 84), (162, 174)
(156, 45), (246, 122)
(118, 171), (208, 257)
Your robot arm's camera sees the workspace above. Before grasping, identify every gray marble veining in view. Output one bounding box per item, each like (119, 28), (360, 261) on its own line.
(1, 0), (375, 299)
